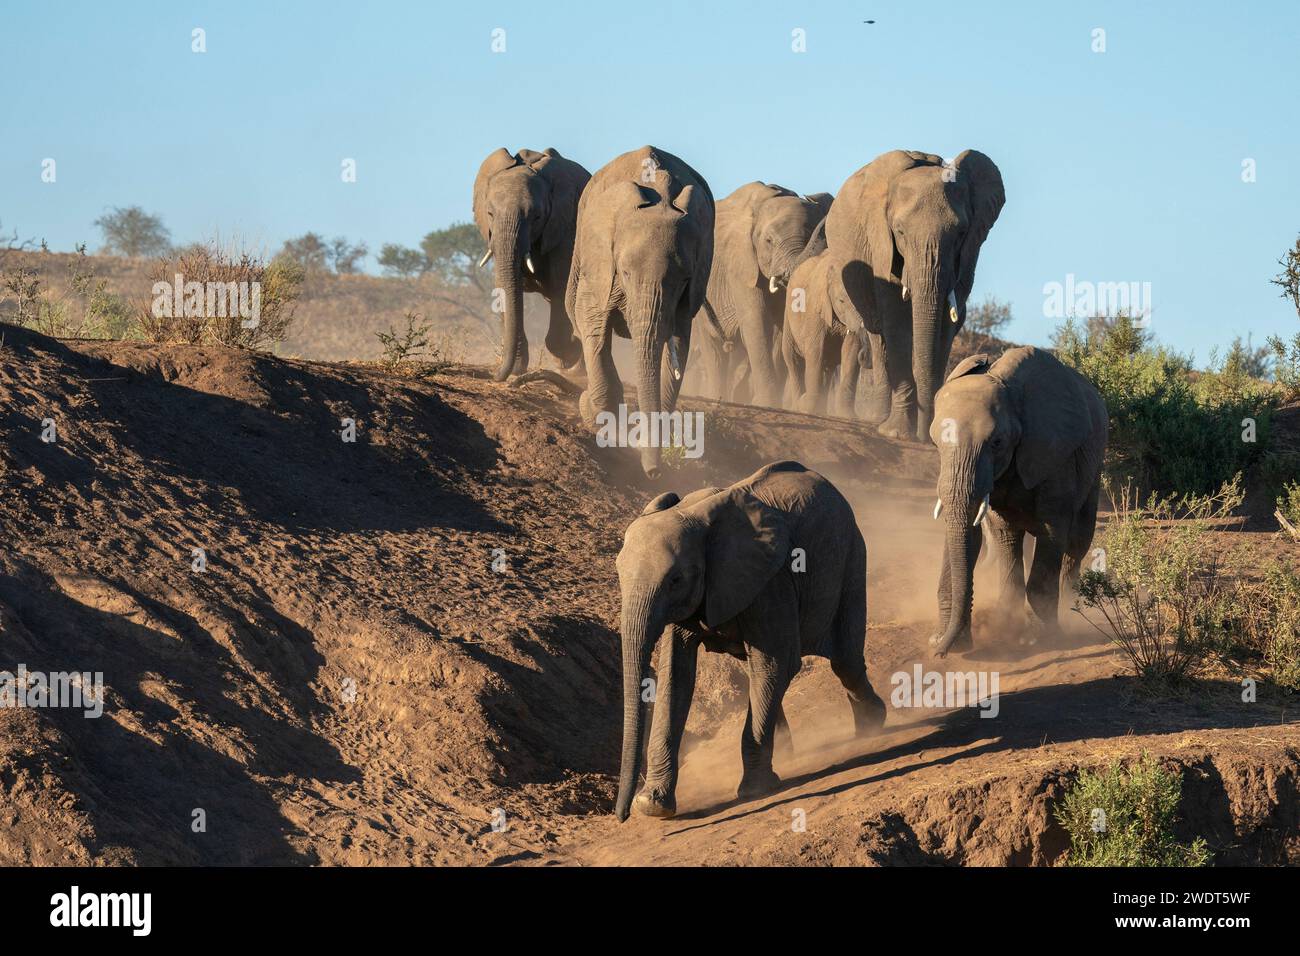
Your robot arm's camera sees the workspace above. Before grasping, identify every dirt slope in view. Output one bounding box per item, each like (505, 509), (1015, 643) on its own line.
(0, 327), (1295, 866)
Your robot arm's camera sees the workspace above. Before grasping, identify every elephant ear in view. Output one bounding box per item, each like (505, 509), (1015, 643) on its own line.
(819, 256), (842, 331)
(472, 148), (521, 241)
(946, 353), (992, 382)
(714, 182), (781, 292)
(996, 347), (1094, 490)
(692, 487), (791, 628)
(860, 151), (933, 285)
(535, 149), (591, 257)
(952, 150), (1005, 306)
(641, 492), (681, 515)
(674, 184), (715, 326)
(801, 192), (834, 220)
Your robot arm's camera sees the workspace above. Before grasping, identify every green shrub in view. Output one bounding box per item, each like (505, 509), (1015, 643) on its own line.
(1055, 753), (1211, 867)
(1053, 315), (1274, 497)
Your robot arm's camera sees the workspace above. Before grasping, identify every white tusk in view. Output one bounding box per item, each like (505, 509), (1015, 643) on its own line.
(901, 284), (910, 301)
(668, 339), (683, 381)
(972, 494), (990, 527)
(477, 249), (492, 268)
(933, 498), (943, 520)
(525, 254), (536, 275)
(769, 275), (780, 294)
(949, 289), (959, 323)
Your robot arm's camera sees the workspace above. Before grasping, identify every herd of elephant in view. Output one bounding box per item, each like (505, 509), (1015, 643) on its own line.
(473, 143), (1006, 476)
(472, 145), (1109, 822)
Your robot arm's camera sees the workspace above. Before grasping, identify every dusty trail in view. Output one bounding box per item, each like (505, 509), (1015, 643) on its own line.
(1, 329), (1295, 867)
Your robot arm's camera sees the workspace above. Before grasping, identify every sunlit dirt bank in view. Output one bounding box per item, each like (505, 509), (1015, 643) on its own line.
(1, 327), (1295, 865)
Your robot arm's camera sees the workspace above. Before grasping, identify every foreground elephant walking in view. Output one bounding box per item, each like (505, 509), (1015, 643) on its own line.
(928, 347), (1108, 656)
(568, 146), (714, 477)
(614, 460), (886, 821)
(472, 147), (591, 380)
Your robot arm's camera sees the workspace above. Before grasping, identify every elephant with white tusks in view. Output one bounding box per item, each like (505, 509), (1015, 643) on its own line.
(929, 347), (1108, 657)
(613, 460), (886, 822)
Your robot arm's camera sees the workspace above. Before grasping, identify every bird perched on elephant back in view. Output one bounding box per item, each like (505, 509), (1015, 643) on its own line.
(568, 146), (714, 477)
(825, 149), (1005, 441)
(928, 347), (1107, 657)
(613, 460), (886, 821)
(781, 220), (865, 418)
(692, 184), (832, 408)
(472, 147), (591, 381)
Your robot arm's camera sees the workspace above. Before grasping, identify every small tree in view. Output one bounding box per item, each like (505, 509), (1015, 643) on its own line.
(277, 232), (330, 273)
(1272, 234), (1300, 316)
(327, 236), (368, 274)
(377, 243), (429, 278)
(420, 222), (489, 294)
(962, 294), (1012, 341)
(94, 206), (171, 258)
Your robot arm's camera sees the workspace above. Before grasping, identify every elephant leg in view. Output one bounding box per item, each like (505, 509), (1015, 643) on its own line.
(875, 287), (916, 440)
(773, 703), (794, 761)
(736, 581), (801, 800)
(833, 332), (860, 419)
(861, 330), (890, 424)
(577, 300), (622, 427)
(799, 329), (827, 415)
(1025, 525), (1067, 643)
(1061, 483), (1101, 592)
(635, 626), (699, 818)
(986, 511), (1026, 636)
(780, 328), (800, 410)
(544, 293), (582, 369)
(699, 327), (726, 402)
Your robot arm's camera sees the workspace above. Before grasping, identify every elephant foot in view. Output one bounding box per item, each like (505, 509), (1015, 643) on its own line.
(578, 389), (604, 429)
(877, 408), (913, 440)
(632, 787), (676, 819)
(850, 689), (887, 737)
(736, 767), (781, 802)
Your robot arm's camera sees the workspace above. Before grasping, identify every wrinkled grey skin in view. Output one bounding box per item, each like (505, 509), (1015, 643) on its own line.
(473, 148), (591, 381)
(614, 460), (886, 821)
(825, 150), (1005, 441)
(568, 146), (714, 477)
(928, 347), (1107, 656)
(780, 221), (865, 417)
(693, 184), (833, 408)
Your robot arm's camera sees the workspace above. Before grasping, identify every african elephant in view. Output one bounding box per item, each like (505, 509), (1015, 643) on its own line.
(781, 222), (865, 418)
(472, 147), (590, 380)
(825, 149), (1005, 441)
(568, 146), (714, 477)
(693, 184), (833, 407)
(613, 460), (886, 821)
(928, 347), (1107, 656)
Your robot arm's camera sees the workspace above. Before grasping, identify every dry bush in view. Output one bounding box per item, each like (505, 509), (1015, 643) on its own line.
(1, 246), (135, 339)
(137, 242), (302, 350)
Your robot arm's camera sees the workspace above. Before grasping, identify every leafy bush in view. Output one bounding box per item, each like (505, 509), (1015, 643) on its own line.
(1236, 561), (1300, 692)
(138, 242), (302, 350)
(1053, 314), (1274, 496)
(1075, 475), (1243, 684)
(1, 246), (136, 339)
(375, 310), (432, 370)
(1055, 753), (1211, 867)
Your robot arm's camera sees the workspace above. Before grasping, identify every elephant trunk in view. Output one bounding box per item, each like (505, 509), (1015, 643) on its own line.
(935, 450), (988, 654)
(491, 214), (529, 381)
(630, 285), (667, 478)
(614, 590), (660, 821)
(910, 278), (948, 440)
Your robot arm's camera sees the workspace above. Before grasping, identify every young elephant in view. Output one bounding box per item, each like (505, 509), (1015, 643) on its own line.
(613, 460), (885, 821)
(781, 246), (864, 418)
(928, 347), (1108, 656)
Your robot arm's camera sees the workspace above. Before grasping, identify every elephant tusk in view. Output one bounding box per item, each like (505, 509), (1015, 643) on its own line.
(933, 498), (943, 520)
(972, 494), (990, 527)
(901, 285), (910, 301)
(769, 275), (780, 294)
(668, 339), (683, 381)
(948, 290), (959, 323)
(525, 254), (536, 275)
(477, 249), (492, 268)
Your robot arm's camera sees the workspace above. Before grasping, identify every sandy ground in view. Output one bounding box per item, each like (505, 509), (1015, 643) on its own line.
(0, 326), (1295, 866)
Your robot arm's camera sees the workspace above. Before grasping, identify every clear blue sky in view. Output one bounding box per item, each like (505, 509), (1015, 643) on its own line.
(3, 0), (1297, 359)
